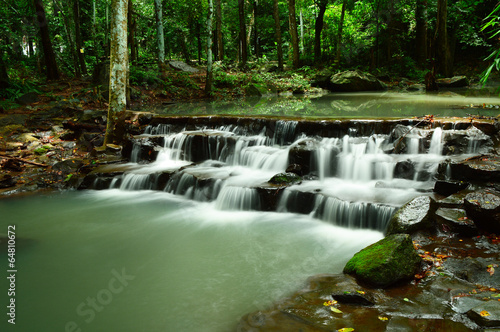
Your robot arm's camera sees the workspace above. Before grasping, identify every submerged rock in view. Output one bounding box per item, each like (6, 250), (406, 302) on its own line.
(343, 234), (422, 288)
(385, 196), (437, 235)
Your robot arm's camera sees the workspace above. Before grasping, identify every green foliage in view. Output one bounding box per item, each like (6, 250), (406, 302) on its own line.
(0, 79), (41, 100)
(480, 3), (500, 86)
(129, 66), (162, 88)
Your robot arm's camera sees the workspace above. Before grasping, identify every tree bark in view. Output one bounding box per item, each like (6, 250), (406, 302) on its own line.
(288, 0), (300, 68)
(127, 0), (137, 64)
(206, 0), (214, 95)
(154, 0), (165, 74)
(215, 0), (223, 61)
(34, 0), (60, 80)
(415, 0), (428, 65)
(314, 0), (327, 64)
(335, 0), (346, 66)
(104, 0), (128, 146)
(238, 0), (247, 66)
(273, 0), (283, 71)
(435, 0), (453, 77)
(73, 0), (87, 76)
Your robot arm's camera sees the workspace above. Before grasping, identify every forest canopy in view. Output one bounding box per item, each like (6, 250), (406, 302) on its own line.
(0, 0), (498, 97)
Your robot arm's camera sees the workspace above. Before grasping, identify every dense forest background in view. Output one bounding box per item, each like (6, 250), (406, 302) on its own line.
(0, 0), (499, 103)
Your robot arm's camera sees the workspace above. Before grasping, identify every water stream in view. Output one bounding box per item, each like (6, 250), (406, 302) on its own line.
(1, 92), (498, 331)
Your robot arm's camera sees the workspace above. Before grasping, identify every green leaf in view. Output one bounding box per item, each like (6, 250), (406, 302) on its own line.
(330, 307), (343, 314)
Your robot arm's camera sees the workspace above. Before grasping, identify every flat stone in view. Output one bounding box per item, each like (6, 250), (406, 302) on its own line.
(467, 300), (500, 328)
(464, 190), (500, 233)
(386, 196), (437, 235)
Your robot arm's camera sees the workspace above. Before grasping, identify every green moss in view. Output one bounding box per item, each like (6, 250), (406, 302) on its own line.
(34, 147), (48, 155)
(343, 234), (421, 288)
(268, 172), (301, 185)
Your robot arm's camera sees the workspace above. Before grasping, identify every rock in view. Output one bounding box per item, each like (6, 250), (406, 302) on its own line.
(394, 160), (416, 180)
(168, 60), (199, 73)
(435, 208), (478, 236)
(443, 155), (500, 183)
(467, 300), (500, 328)
(52, 159), (84, 173)
(407, 83), (426, 92)
(268, 172), (301, 186)
(0, 174), (16, 189)
(310, 69), (333, 89)
(464, 190), (500, 234)
(285, 164), (303, 176)
(444, 257), (500, 288)
(288, 138), (320, 176)
(1, 159), (22, 172)
(15, 92), (40, 105)
(434, 180), (469, 197)
(327, 70), (386, 92)
(245, 83), (274, 97)
(343, 234), (422, 288)
(385, 196), (437, 235)
(436, 76), (469, 88)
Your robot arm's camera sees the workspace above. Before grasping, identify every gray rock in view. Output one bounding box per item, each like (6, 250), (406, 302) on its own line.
(327, 70), (386, 92)
(385, 196), (437, 235)
(443, 257), (500, 288)
(464, 190), (500, 234)
(435, 207), (478, 236)
(467, 300), (500, 328)
(436, 76), (469, 88)
(168, 60), (199, 73)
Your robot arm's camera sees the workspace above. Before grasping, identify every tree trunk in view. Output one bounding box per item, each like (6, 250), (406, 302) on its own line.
(33, 0), (60, 80)
(104, 0), (128, 146)
(215, 0), (223, 61)
(127, 0), (137, 64)
(335, 0), (346, 66)
(314, 0), (327, 64)
(206, 0), (214, 95)
(154, 0), (166, 73)
(288, 0), (300, 68)
(253, 0), (259, 58)
(273, 0), (283, 71)
(238, 0), (247, 66)
(299, 9), (304, 54)
(73, 0), (87, 76)
(415, 0), (428, 65)
(435, 0), (453, 77)
(0, 54), (10, 89)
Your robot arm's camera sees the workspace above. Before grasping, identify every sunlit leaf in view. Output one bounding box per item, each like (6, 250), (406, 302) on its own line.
(378, 316), (389, 321)
(330, 307), (343, 314)
(338, 328), (354, 332)
(480, 310), (490, 317)
(356, 290), (365, 295)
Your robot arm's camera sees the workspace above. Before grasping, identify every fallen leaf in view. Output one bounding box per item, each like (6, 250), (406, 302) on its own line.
(338, 328), (354, 332)
(356, 290), (365, 295)
(378, 316), (389, 321)
(403, 298), (410, 302)
(487, 265), (496, 276)
(330, 307), (343, 314)
(480, 310), (490, 317)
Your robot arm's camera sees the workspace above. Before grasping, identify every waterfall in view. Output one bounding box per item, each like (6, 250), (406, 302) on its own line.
(215, 186), (261, 211)
(429, 127), (443, 155)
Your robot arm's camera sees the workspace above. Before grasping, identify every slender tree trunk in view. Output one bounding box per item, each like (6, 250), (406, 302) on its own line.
(435, 0), (453, 77)
(0, 53), (9, 89)
(197, 23), (202, 64)
(206, 0), (214, 95)
(73, 0), (87, 76)
(254, 0), (259, 58)
(104, 0), (128, 146)
(415, 0), (428, 65)
(247, 7), (254, 54)
(273, 0), (283, 70)
(299, 9), (304, 54)
(127, 0), (137, 64)
(288, 0), (300, 68)
(215, 0), (223, 61)
(314, 0), (327, 64)
(154, 0), (166, 73)
(335, 0), (346, 66)
(238, 0), (247, 66)
(34, 0), (60, 80)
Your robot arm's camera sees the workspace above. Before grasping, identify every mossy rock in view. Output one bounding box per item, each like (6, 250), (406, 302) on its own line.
(34, 147), (48, 155)
(343, 234), (422, 288)
(268, 172), (301, 186)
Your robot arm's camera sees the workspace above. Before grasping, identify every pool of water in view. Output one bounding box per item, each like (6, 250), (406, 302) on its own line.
(153, 91), (500, 118)
(0, 190), (382, 332)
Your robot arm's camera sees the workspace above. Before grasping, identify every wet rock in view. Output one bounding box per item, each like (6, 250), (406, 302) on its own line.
(288, 138), (320, 176)
(278, 190), (317, 215)
(168, 60), (199, 73)
(436, 76), (469, 88)
(435, 208), (478, 236)
(386, 196), (438, 235)
(343, 234), (422, 288)
(327, 70), (386, 92)
(464, 190), (500, 234)
(268, 172), (301, 186)
(1, 159), (22, 172)
(442, 127), (493, 156)
(310, 69), (333, 89)
(52, 159), (84, 173)
(434, 180), (469, 197)
(467, 300), (500, 328)
(285, 164), (303, 176)
(394, 160), (416, 180)
(444, 257), (500, 288)
(443, 154), (500, 183)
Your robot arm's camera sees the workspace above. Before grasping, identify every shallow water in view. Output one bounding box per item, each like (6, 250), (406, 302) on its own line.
(0, 191), (382, 332)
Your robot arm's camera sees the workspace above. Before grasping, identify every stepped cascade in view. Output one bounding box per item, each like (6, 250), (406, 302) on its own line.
(81, 117), (494, 232)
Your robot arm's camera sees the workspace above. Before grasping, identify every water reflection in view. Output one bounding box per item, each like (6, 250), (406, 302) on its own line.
(151, 91), (500, 118)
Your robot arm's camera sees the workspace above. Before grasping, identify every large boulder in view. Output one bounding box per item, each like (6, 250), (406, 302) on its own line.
(464, 190), (500, 234)
(436, 76), (469, 88)
(327, 70), (386, 92)
(385, 196), (437, 235)
(343, 234), (422, 288)
(168, 60), (199, 73)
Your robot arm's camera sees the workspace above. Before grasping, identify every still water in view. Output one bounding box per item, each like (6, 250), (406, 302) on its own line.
(0, 190), (381, 332)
